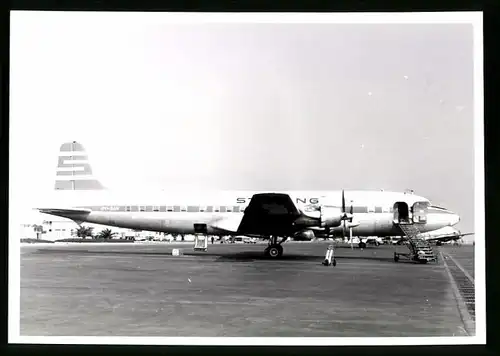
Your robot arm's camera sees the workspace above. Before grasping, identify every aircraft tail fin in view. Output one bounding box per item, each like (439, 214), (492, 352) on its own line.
(54, 141), (106, 191)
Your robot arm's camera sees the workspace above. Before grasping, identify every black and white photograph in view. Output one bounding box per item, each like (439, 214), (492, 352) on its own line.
(9, 11), (484, 345)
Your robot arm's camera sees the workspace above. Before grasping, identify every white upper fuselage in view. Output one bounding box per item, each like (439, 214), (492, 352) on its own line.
(38, 189), (460, 238)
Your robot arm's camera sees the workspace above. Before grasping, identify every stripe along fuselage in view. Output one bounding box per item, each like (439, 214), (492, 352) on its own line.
(40, 189), (460, 238)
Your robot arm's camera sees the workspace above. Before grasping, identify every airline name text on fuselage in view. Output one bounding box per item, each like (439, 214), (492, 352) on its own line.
(236, 197), (320, 205)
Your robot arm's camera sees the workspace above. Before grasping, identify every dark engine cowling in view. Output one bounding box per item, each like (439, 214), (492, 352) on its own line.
(293, 229), (316, 241)
(320, 206), (343, 227)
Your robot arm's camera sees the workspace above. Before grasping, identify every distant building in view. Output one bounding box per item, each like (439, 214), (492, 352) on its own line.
(20, 216), (143, 241)
(19, 224), (38, 240)
(40, 219), (77, 241)
(18, 219), (76, 241)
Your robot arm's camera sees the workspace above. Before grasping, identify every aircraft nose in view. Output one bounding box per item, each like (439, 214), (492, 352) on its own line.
(449, 213), (460, 226)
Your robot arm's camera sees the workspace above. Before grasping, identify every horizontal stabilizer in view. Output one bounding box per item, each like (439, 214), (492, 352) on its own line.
(37, 207), (92, 215)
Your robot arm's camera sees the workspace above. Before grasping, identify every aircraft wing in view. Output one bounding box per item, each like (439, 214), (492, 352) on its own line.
(210, 214), (243, 234)
(426, 232), (475, 242)
(236, 193), (303, 237)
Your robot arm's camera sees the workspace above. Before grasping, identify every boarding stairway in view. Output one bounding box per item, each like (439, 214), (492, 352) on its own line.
(394, 223), (438, 264)
(193, 234), (208, 252)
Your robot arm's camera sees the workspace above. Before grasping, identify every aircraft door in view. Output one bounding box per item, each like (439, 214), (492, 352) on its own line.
(393, 204), (399, 223)
(412, 202), (429, 224)
(393, 202), (410, 224)
(194, 223), (208, 234)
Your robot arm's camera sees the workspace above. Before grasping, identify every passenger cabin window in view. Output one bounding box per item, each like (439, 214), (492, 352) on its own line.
(226, 206), (233, 213)
(180, 206), (187, 212)
(214, 206), (220, 212)
(367, 206), (375, 213)
(139, 206), (146, 212)
(153, 206), (160, 212)
(166, 206), (173, 212)
(382, 206), (390, 213)
(199, 206), (207, 212)
(125, 206), (132, 212)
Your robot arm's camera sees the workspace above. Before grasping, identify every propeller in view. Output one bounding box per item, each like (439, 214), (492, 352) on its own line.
(339, 190), (355, 248)
(314, 190), (355, 243)
(349, 224), (354, 249)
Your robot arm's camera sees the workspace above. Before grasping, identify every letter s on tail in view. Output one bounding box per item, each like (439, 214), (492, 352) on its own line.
(54, 141), (105, 191)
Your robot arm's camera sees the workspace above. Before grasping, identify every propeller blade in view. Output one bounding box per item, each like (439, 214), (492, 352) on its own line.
(350, 227), (353, 249)
(342, 189), (346, 213)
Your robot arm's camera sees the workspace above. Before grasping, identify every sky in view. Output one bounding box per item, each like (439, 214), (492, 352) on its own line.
(9, 12), (480, 238)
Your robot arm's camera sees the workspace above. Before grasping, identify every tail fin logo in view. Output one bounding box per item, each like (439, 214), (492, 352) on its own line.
(54, 141), (105, 191)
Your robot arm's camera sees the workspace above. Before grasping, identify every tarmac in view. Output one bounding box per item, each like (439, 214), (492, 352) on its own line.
(440, 245), (475, 279)
(19, 241), (475, 337)
(439, 245), (476, 332)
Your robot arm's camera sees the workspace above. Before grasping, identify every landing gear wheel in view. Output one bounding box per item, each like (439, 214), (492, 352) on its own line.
(332, 259), (337, 267)
(359, 242), (367, 249)
(394, 254), (399, 262)
(265, 244), (283, 258)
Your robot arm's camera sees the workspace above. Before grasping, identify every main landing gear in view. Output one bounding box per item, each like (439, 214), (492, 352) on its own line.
(264, 236), (288, 258)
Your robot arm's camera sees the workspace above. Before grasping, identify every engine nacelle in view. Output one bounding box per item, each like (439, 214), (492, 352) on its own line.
(320, 206), (343, 227)
(294, 229), (316, 241)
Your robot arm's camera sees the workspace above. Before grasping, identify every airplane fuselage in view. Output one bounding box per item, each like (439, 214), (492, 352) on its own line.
(40, 189), (460, 238)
